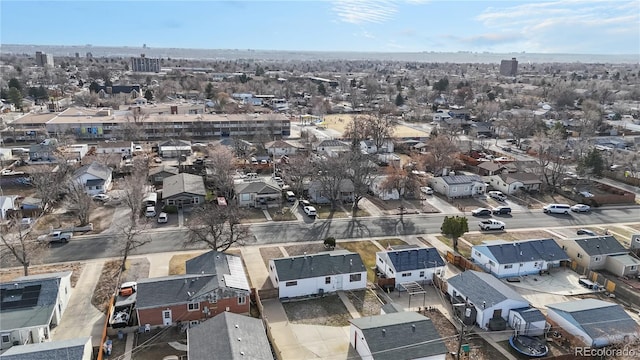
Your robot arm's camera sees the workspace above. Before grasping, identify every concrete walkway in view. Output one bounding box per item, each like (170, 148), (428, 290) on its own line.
(51, 260), (106, 347)
(147, 252), (175, 278)
(263, 209), (273, 221)
(178, 209), (185, 227)
(337, 291), (360, 319)
(122, 333), (134, 360)
(240, 246), (273, 290)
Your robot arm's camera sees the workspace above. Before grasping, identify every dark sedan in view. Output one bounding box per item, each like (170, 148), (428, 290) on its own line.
(471, 208), (492, 217)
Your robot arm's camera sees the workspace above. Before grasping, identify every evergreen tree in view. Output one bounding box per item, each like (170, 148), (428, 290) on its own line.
(144, 89), (154, 101)
(395, 92), (404, 106)
(441, 216), (468, 251)
(318, 83), (327, 96)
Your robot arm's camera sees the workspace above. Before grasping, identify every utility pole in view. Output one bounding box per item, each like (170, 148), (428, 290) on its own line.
(456, 319), (465, 360)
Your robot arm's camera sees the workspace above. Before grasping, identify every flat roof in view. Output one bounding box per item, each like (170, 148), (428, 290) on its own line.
(11, 112), (59, 125)
(45, 112), (290, 125)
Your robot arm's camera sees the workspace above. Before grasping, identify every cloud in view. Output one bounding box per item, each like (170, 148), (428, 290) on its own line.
(455, 33), (524, 47)
(332, 0), (398, 24)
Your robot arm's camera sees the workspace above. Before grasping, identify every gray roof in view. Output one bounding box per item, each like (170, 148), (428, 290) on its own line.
(235, 181), (281, 195)
(0, 272), (71, 332)
(440, 175), (482, 185)
(135, 274), (217, 309)
(476, 238), (569, 264)
(188, 312), (273, 360)
(186, 250), (228, 276)
(159, 139), (191, 147)
(148, 165), (179, 176)
(511, 307), (546, 323)
(379, 248), (445, 272)
(572, 236), (628, 256)
(97, 140), (132, 148)
(73, 161), (111, 181)
(350, 312), (447, 360)
(501, 172), (541, 184)
(547, 299), (639, 341)
(162, 173), (206, 199)
(317, 139), (348, 148)
(272, 252), (365, 282)
(447, 270), (527, 307)
(0, 337), (91, 360)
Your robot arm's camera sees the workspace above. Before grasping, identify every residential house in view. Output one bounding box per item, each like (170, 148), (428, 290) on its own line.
(349, 312), (447, 360)
(471, 239), (569, 278)
(71, 161), (112, 195)
(234, 181), (281, 208)
(314, 139), (349, 156)
(0, 337), (92, 360)
(159, 139), (192, 158)
(265, 140), (299, 157)
(429, 175), (486, 199)
(162, 173), (206, 208)
(136, 251), (250, 327)
(148, 165), (179, 186)
(59, 144), (89, 163)
(546, 299), (640, 348)
(485, 172), (541, 194)
(187, 312), (273, 360)
(375, 246), (445, 288)
(508, 308), (547, 336)
(477, 161), (509, 176)
(604, 254), (640, 277)
(556, 235), (628, 271)
(96, 140), (134, 156)
(28, 144), (57, 162)
(307, 179), (354, 204)
(20, 197), (43, 211)
(369, 176), (399, 201)
(469, 122), (494, 138)
(0, 272), (72, 350)
(447, 270), (530, 330)
(360, 139), (394, 154)
(268, 250), (367, 298)
(0, 195), (17, 220)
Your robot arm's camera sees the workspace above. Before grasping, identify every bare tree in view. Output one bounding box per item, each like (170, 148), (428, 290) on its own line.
(532, 128), (569, 192)
(0, 215), (48, 276)
(283, 153), (315, 197)
(422, 135), (460, 176)
(120, 158), (149, 219)
(496, 111), (544, 147)
(314, 155), (349, 210)
(186, 203), (251, 251)
(66, 182), (93, 226)
(381, 165), (421, 200)
(118, 219), (151, 271)
(205, 144), (236, 199)
(344, 152), (377, 216)
(30, 164), (73, 213)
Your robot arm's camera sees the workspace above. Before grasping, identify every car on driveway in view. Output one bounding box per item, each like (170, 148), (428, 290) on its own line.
(92, 194), (110, 202)
(571, 204), (591, 213)
(471, 208), (492, 217)
(492, 206), (512, 215)
(299, 200), (311, 208)
(479, 219), (505, 231)
(303, 206), (317, 217)
(420, 186), (434, 195)
(157, 212), (168, 223)
(488, 191), (507, 202)
(145, 206), (156, 218)
(576, 229), (596, 236)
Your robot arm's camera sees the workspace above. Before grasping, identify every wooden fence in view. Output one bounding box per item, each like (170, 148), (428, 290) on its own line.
(254, 287), (283, 360)
(446, 251), (485, 272)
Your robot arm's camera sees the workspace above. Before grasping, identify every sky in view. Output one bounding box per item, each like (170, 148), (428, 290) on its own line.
(1, 0), (639, 54)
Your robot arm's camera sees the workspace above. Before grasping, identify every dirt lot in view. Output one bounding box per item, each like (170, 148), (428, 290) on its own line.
(259, 246), (284, 268)
(282, 294), (352, 326)
(0, 262), (84, 287)
(168, 253), (201, 275)
(92, 258), (150, 314)
(34, 204), (115, 234)
(463, 230), (556, 246)
(345, 290), (383, 317)
(323, 114), (429, 138)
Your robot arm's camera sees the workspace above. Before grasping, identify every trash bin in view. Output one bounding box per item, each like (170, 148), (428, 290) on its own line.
(117, 330), (124, 340)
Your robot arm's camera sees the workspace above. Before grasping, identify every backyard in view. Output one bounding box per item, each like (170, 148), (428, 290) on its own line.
(282, 294), (352, 326)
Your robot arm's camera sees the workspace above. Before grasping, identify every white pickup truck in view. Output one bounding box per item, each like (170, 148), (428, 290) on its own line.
(478, 219), (506, 231)
(38, 231), (73, 243)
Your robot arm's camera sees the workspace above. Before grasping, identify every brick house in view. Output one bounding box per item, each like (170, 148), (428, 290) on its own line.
(136, 251), (250, 327)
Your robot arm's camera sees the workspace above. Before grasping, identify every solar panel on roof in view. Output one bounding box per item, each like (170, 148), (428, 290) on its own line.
(1, 285), (42, 309)
(223, 255), (249, 290)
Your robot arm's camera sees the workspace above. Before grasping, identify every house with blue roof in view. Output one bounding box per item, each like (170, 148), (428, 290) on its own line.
(546, 299), (640, 347)
(375, 246), (445, 289)
(471, 238), (570, 278)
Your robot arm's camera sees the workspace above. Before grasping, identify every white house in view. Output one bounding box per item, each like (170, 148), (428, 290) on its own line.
(265, 140), (299, 157)
(369, 176), (399, 201)
(485, 173), (542, 195)
(375, 246), (445, 288)
(96, 140), (134, 156)
(0, 195), (17, 220)
(429, 175), (486, 199)
(71, 161), (112, 195)
(546, 299), (640, 348)
(268, 251), (367, 299)
(314, 139), (350, 156)
(508, 307), (547, 336)
(471, 239), (569, 278)
(307, 179), (354, 204)
(605, 254), (640, 277)
(350, 312), (447, 360)
(0, 272), (72, 351)
(0, 337), (93, 360)
(447, 270), (529, 330)
(359, 139), (394, 154)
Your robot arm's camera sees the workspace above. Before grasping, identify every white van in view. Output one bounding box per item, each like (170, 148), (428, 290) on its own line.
(286, 191), (296, 202)
(543, 204), (571, 214)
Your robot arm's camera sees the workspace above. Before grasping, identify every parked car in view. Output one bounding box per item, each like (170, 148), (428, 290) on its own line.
(492, 206), (512, 215)
(299, 200), (311, 208)
(571, 204), (591, 213)
(145, 206), (157, 217)
(38, 231), (73, 244)
(303, 205), (317, 217)
(478, 219), (505, 231)
(488, 191), (507, 202)
(92, 194), (110, 202)
(576, 229), (596, 236)
(420, 186), (434, 195)
(506, 139), (517, 144)
(157, 212), (168, 223)
(543, 203), (571, 214)
(471, 208), (492, 217)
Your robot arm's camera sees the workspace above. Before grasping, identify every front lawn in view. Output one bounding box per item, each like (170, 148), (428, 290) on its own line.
(435, 235), (471, 258)
(268, 207), (297, 221)
(240, 208), (267, 223)
(315, 205), (350, 219)
(463, 230), (555, 245)
(339, 240), (380, 282)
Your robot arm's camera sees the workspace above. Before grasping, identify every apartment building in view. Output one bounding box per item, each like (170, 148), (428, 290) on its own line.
(131, 54), (160, 73)
(11, 107), (291, 140)
(35, 51), (54, 67)
(500, 57), (518, 76)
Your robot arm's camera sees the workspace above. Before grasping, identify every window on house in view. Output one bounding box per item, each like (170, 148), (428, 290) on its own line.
(238, 295), (246, 305)
(350, 273), (362, 282)
(389, 269), (394, 274)
(2, 335), (9, 343)
(285, 281), (297, 287)
(577, 253), (583, 258)
(534, 262), (538, 267)
(452, 187), (457, 192)
(475, 251), (481, 257)
(419, 271), (425, 277)
(504, 264), (513, 269)
(325, 277), (331, 284)
(520, 263), (524, 267)
(489, 260), (495, 266)
(65, 287), (68, 295)
(188, 302), (200, 311)
(270, 265), (273, 271)
(378, 258), (383, 263)
(631, 266), (637, 270)
(401, 272), (411, 277)
(193, 197), (200, 204)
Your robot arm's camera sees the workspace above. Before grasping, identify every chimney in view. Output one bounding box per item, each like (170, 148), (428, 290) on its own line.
(411, 324), (416, 333)
(381, 329), (386, 337)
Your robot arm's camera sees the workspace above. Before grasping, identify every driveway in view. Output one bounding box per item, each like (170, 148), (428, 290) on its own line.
(506, 268), (594, 296)
(424, 195), (462, 215)
(51, 260), (106, 347)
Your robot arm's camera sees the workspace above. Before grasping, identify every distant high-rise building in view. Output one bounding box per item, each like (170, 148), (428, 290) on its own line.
(86, 52), (93, 59)
(131, 54), (160, 73)
(75, 52), (80, 58)
(499, 57), (518, 76)
(35, 51), (54, 67)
